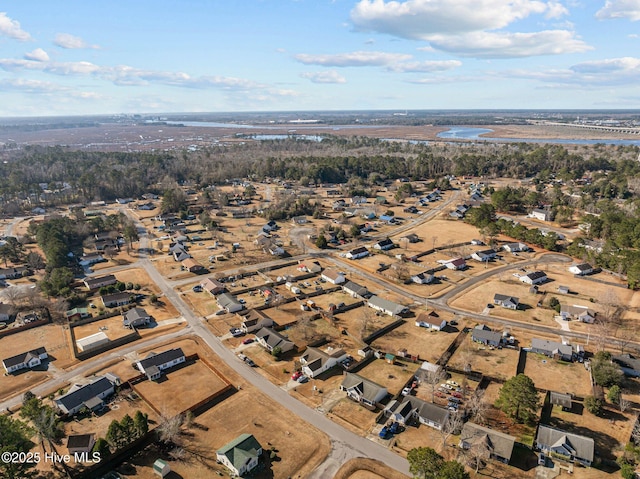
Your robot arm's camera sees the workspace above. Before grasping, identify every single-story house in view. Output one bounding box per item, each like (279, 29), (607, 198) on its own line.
(216, 434), (263, 477)
(613, 354), (640, 377)
(182, 258), (204, 273)
(67, 434), (96, 455)
(367, 295), (409, 317)
(0, 266), (28, 280)
(101, 292), (132, 308)
(321, 269), (346, 285)
(493, 294), (519, 310)
(346, 246), (369, 260)
(83, 274), (117, 290)
(549, 391), (573, 410)
(342, 281), (370, 298)
(291, 216), (308, 224)
(411, 272), (435, 284)
(384, 396), (449, 430)
(503, 242), (529, 253)
(536, 425), (594, 467)
(217, 293), (243, 313)
(373, 238), (395, 251)
(459, 422), (516, 464)
(239, 309), (274, 334)
(530, 208), (551, 222)
(200, 277), (226, 295)
(446, 258), (466, 270)
(560, 305), (596, 323)
(138, 202), (155, 210)
(2, 347), (48, 374)
(402, 233), (420, 243)
(136, 348), (186, 381)
(471, 327), (502, 347)
(255, 327), (295, 355)
(123, 308), (151, 329)
(54, 376), (116, 415)
(65, 307), (90, 322)
(471, 249), (496, 262)
(379, 215), (395, 224)
(173, 250), (191, 262)
(79, 253), (105, 267)
(519, 271), (547, 285)
(415, 311), (446, 331)
(340, 372), (388, 407)
(558, 285), (570, 295)
(531, 338), (573, 362)
(300, 346), (347, 378)
(569, 263), (595, 276)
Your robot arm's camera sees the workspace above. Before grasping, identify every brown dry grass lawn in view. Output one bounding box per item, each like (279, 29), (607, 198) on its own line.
(524, 352), (594, 398)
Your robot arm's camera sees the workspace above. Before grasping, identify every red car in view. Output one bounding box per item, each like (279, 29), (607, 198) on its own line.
(242, 338), (254, 345)
(452, 392), (463, 398)
(291, 371), (303, 381)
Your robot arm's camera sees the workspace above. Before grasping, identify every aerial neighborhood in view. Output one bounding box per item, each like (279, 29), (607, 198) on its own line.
(1, 113), (640, 479)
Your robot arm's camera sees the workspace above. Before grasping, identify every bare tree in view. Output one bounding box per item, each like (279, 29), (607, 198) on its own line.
(461, 433), (492, 473)
(158, 413), (184, 446)
(619, 395), (631, 413)
(421, 366), (447, 403)
(359, 307), (376, 341)
(439, 411), (464, 451)
(467, 389), (489, 425)
(2, 285), (23, 308)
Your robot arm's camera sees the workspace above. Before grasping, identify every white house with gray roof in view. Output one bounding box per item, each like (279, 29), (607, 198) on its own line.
(300, 346), (347, 378)
(2, 347), (48, 374)
(54, 376), (116, 415)
(135, 348), (185, 381)
(340, 372), (388, 407)
(384, 396), (449, 430)
(367, 295), (409, 317)
(536, 425), (594, 467)
(531, 338), (573, 361)
(459, 422), (516, 464)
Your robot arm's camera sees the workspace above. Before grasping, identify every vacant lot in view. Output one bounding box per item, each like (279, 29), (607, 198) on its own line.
(357, 358), (416, 396)
(524, 352), (593, 398)
(72, 315), (132, 343)
(449, 336), (519, 381)
(329, 397), (380, 435)
(371, 320), (459, 364)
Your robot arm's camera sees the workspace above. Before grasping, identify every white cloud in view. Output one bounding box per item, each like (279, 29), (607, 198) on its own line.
(349, 0), (585, 58)
(54, 33), (99, 49)
(429, 30), (591, 58)
(293, 50), (411, 67)
(596, 0), (640, 21)
(0, 12), (31, 41)
(387, 60), (462, 72)
(0, 78), (64, 93)
(24, 48), (50, 62)
(300, 70), (347, 83)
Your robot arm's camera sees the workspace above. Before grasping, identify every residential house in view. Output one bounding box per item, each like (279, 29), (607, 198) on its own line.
(291, 216), (308, 224)
(216, 434), (263, 477)
(493, 294), (519, 310)
(255, 327), (295, 355)
(411, 272), (434, 284)
(351, 196), (368, 204)
(54, 376), (116, 415)
(459, 423), (515, 464)
(549, 391), (573, 410)
(67, 434), (96, 456)
(79, 253), (105, 267)
(300, 346), (347, 378)
(519, 271), (547, 285)
(101, 292), (131, 308)
(239, 309), (274, 334)
(137, 202), (155, 210)
(123, 308), (151, 329)
(200, 277), (225, 295)
(613, 354), (640, 377)
(373, 238), (395, 251)
(340, 372), (387, 407)
(267, 242), (285, 256)
(558, 285), (570, 295)
(403, 206), (419, 215)
(346, 246), (369, 260)
(0, 266), (28, 279)
(135, 348), (186, 381)
(401, 233), (420, 243)
(342, 281), (370, 298)
(568, 263), (594, 276)
(531, 338), (573, 361)
(83, 274), (117, 291)
(384, 396), (449, 430)
(379, 215), (395, 224)
(445, 258), (466, 270)
(261, 220), (278, 233)
(530, 208), (551, 221)
(503, 242), (529, 253)
(471, 327), (502, 347)
(560, 305), (596, 323)
(415, 311), (446, 331)
(217, 293), (243, 313)
(471, 249), (496, 262)
(65, 307), (90, 322)
(76, 332), (110, 352)
(2, 347), (48, 374)
(95, 238), (119, 252)
(321, 269), (346, 285)
(535, 425), (594, 467)
(173, 250), (191, 262)
(367, 295), (409, 317)
(182, 258), (204, 273)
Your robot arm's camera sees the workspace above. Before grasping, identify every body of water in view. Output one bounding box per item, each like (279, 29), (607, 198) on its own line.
(436, 126), (640, 146)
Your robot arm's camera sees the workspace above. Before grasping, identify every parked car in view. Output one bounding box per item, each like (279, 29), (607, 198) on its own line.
(215, 310), (227, 316)
(243, 357), (256, 367)
(389, 422), (401, 434)
(452, 392), (463, 398)
(297, 375), (309, 383)
(379, 426), (391, 439)
(401, 387), (412, 396)
(192, 285), (203, 292)
(291, 371), (303, 381)
(242, 338), (254, 345)
(229, 327), (244, 337)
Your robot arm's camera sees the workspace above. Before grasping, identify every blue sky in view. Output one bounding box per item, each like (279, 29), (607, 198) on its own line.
(0, 0), (639, 116)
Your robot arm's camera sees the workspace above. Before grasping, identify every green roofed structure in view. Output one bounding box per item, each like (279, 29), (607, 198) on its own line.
(216, 433), (263, 476)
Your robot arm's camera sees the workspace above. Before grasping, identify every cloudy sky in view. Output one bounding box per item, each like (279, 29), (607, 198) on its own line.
(0, 0), (639, 116)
